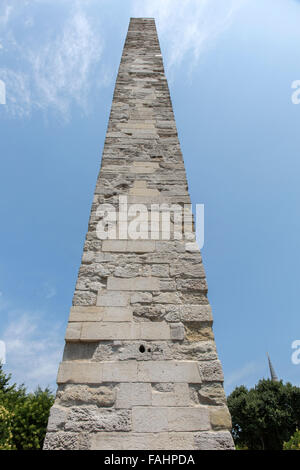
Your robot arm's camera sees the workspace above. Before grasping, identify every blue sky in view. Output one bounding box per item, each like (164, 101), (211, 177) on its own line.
(0, 0), (300, 393)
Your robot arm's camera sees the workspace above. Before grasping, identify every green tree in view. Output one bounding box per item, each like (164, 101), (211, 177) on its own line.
(11, 388), (54, 450)
(0, 364), (26, 407)
(0, 364), (54, 450)
(283, 429), (300, 450)
(227, 379), (300, 450)
(0, 405), (15, 450)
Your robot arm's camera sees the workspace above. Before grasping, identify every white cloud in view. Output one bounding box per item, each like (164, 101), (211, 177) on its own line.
(0, 291), (64, 391)
(0, 3), (107, 120)
(0, 5), (13, 27)
(2, 311), (64, 391)
(0, 69), (31, 117)
(28, 10), (104, 119)
(132, 0), (245, 71)
(0, 0), (245, 118)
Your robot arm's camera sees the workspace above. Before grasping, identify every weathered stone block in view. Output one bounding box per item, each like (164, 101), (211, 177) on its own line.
(185, 324), (214, 341)
(90, 432), (194, 450)
(65, 323), (81, 342)
(102, 240), (127, 252)
(102, 307), (133, 322)
(102, 361), (138, 382)
(171, 341), (217, 362)
(169, 262), (205, 278)
(130, 292), (153, 304)
(176, 279), (208, 292)
(96, 292), (130, 307)
(152, 383), (190, 407)
(179, 304), (213, 322)
(129, 180), (160, 196)
(199, 360), (224, 382)
(69, 306), (132, 322)
(64, 406), (131, 432)
(140, 321), (170, 340)
(102, 240), (155, 253)
(107, 276), (160, 291)
(80, 322), (140, 341)
(131, 162), (159, 174)
(57, 385), (115, 407)
(210, 406), (232, 430)
(153, 292), (181, 303)
(194, 431), (235, 450)
(116, 383), (152, 408)
(57, 362), (102, 384)
(132, 406), (210, 432)
(170, 322), (185, 340)
(163, 305), (212, 323)
(196, 383), (227, 406)
(47, 405), (68, 432)
(72, 291), (97, 306)
(132, 407), (168, 432)
(167, 406), (210, 432)
(43, 431), (87, 450)
(137, 361), (202, 383)
(117, 341), (171, 361)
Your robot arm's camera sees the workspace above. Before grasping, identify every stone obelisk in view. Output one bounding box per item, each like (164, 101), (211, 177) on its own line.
(44, 18), (234, 450)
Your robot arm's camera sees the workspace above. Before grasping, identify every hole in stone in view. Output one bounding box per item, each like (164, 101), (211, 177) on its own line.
(139, 345), (145, 353)
(147, 348), (151, 353)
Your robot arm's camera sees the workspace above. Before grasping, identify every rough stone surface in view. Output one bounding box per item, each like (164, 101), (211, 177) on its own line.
(194, 431), (235, 450)
(47, 406), (68, 432)
(116, 382), (151, 408)
(43, 432), (90, 450)
(90, 432), (195, 450)
(210, 406), (232, 431)
(64, 406), (131, 432)
(44, 18), (234, 450)
(190, 382), (227, 406)
(56, 384), (116, 408)
(152, 383), (190, 407)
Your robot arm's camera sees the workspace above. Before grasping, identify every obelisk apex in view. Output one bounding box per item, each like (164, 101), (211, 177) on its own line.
(43, 18), (234, 451)
(267, 353), (279, 382)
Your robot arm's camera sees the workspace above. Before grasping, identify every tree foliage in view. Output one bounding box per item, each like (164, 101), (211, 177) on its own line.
(283, 429), (300, 450)
(227, 379), (300, 450)
(0, 364), (54, 450)
(0, 405), (15, 450)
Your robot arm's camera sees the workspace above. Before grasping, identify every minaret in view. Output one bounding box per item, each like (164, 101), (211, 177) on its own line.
(43, 18), (234, 450)
(267, 353), (279, 382)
